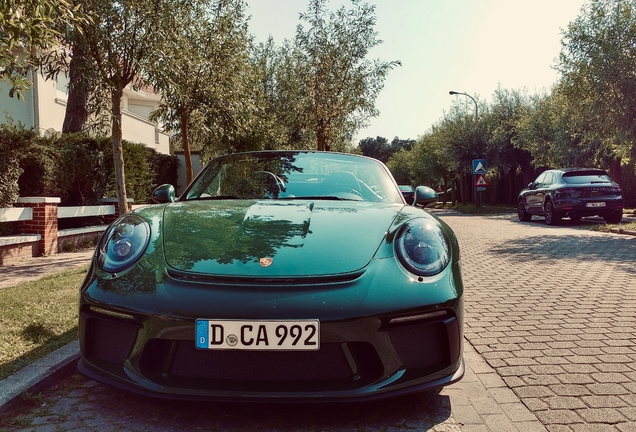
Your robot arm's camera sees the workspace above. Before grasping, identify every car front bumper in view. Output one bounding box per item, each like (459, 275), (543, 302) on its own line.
(78, 257), (464, 401)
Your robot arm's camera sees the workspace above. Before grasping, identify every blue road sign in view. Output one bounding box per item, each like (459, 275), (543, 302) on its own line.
(472, 159), (488, 174)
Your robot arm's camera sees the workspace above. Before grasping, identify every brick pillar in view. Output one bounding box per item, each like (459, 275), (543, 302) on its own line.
(101, 198), (134, 225)
(16, 197), (61, 256)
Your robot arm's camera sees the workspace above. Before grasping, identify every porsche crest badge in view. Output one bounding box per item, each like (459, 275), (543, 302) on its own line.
(259, 257), (273, 267)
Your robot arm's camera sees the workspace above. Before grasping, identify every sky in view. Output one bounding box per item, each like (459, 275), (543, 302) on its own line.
(245, 0), (589, 143)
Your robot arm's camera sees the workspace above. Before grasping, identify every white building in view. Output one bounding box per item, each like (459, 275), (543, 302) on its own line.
(0, 70), (170, 155)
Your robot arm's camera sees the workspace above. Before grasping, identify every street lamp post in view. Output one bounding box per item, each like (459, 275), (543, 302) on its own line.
(449, 91), (478, 121)
(449, 90), (481, 207)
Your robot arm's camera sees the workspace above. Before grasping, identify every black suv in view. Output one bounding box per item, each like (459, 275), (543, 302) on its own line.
(518, 168), (623, 225)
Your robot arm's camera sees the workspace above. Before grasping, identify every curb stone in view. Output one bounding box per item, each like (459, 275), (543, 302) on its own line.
(0, 340), (80, 414)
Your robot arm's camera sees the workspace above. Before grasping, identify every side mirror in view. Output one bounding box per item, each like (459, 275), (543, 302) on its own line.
(527, 182), (534, 189)
(152, 184), (176, 203)
(413, 186), (438, 208)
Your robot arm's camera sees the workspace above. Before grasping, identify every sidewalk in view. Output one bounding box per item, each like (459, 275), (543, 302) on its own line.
(0, 248), (547, 431)
(0, 249), (95, 290)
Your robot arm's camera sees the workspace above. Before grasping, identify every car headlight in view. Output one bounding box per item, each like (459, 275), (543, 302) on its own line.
(395, 218), (451, 276)
(97, 214), (150, 273)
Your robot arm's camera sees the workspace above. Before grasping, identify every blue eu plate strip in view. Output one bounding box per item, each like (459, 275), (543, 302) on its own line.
(196, 319), (208, 348)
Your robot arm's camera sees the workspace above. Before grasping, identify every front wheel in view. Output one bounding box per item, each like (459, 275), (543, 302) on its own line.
(604, 212), (623, 224)
(544, 201), (561, 226)
(517, 199), (532, 222)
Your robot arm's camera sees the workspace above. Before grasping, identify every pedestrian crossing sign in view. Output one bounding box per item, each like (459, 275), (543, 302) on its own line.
(472, 159), (488, 174)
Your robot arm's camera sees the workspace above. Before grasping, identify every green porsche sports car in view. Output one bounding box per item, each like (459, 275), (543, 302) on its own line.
(78, 151), (464, 401)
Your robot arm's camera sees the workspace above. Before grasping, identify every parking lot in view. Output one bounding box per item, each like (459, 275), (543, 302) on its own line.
(2, 210), (636, 431)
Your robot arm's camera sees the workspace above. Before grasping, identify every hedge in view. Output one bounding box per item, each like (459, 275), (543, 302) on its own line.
(0, 124), (179, 207)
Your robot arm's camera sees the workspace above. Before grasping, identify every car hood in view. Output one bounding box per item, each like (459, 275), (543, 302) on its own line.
(161, 200), (402, 277)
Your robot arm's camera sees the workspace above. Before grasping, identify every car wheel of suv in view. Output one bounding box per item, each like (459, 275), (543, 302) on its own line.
(517, 199), (532, 222)
(544, 200), (561, 226)
(604, 212), (623, 224)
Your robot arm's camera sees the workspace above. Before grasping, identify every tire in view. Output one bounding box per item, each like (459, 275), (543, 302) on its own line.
(517, 199), (532, 222)
(604, 212), (623, 224)
(544, 200), (561, 226)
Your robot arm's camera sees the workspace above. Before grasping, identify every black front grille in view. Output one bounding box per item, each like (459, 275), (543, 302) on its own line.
(84, 317), (138, 364)
(137, 339), (387, 392)
(170, 342), (351, 381)
(387, 321), (450, 370)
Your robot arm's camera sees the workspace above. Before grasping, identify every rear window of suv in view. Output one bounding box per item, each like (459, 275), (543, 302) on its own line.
(562, 173), (612, 184)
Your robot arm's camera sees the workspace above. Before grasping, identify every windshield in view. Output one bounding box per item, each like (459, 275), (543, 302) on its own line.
(182, 151), (403, 203)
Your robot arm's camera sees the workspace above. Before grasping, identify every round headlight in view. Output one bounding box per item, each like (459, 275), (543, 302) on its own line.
(98, 214), (150, 273)
(395, 218), (450, 276)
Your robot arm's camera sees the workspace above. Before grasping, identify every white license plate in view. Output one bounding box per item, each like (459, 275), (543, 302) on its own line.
(196, 319), (320, 350)
(586, 202), (606, 207)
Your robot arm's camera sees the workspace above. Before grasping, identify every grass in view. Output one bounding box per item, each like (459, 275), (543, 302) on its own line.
(0, 266), (87, 380)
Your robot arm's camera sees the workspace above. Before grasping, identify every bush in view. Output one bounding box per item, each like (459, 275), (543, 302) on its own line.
(0, 124), (34, 207)
(0, 128), (178, 207)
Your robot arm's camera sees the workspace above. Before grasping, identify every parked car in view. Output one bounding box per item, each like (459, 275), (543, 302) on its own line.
(78, 151), (464, 402)
(517, 168), (623, 225)
(398, 184), (415, 204)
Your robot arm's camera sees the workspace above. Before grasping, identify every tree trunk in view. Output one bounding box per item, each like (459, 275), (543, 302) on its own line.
(608, 157), (622, 186)
(490, 168), (503, 205)
(111, 85), (129, 216)
(180, 108), (194, 185)
(62, 41), (89, 133)
(441, 175), (448, 205)
(507, 165), (517, 205)
(451, 177), (458, 205)
(317, 126), (327, 151)
(520, 159), (535, 189)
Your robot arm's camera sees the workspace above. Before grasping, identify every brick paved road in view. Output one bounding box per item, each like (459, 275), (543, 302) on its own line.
(2, 211), (635, 431)
(440, 211), (636, 432)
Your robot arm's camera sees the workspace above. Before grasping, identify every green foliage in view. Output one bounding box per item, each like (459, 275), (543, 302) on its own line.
(558, 0), (636, 150)
(1, 0), (87, 98)
(385, 148), (412, 184)
(358, 136), (414, 163)
(146, 148), (180, 192)
(147, 0), (254, 179)
(0, 128), (178, 206)
(0, 123), (31, 207)
(295, 0), (400, 151)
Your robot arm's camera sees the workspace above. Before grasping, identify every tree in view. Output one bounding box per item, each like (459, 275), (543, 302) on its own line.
(410, 130), (457, 204)
(485, 87), (533, 204)
(295, 0), (400, 151)
(148, 0), (252, 184)
(557, 0), (636, 183)
(1, 0), (86, 98)
(251, 38), (317, 151)
(66, 0), (178, 215)
(438, 98), (489, 204)
(358, 136), (390, 161)
(385, 148), (411, 184)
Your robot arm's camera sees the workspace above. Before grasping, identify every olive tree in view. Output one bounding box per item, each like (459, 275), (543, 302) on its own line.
(295, 0), (400, 151)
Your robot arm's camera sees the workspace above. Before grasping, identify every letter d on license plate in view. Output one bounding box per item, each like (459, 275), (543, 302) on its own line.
(196, 319), (320, 350)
